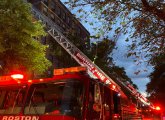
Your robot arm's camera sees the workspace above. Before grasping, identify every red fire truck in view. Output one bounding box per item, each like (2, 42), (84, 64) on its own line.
(0, 66), (141, 120)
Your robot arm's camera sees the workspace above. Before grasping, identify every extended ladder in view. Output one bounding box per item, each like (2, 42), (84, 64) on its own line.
(30, 1), (151, 106)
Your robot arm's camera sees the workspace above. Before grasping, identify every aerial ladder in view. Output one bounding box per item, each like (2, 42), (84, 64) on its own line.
(29, 1), (152, 107)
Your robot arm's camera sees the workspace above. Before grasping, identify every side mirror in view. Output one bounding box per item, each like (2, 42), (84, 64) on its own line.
(93, 103), (101, 112)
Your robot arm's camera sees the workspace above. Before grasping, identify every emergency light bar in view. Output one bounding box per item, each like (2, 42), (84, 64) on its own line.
(54, 66), (86, 76)
(0, 74), (24, 84)
(0, 74), (24, 81)
(11, 74), (24, 79)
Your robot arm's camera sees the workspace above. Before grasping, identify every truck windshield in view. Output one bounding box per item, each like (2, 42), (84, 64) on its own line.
(0, 85), (27, 115)
(24, 79), (85, 118)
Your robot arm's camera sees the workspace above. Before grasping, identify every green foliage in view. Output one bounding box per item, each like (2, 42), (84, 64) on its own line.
(0, 0), (51, 75)
(64, 0), (165, 65)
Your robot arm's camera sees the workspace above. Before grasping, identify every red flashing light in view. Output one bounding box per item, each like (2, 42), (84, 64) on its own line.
(113, 114), (120, 118)
(117, 93), (121, 97)
(155, 106), (161, 111)
(17, 81), (21, 84)
(28, 80), (32, 83)
(39, 79), (43, 82)
(112, 85), (116, 90)
(11, 74), (24, 79)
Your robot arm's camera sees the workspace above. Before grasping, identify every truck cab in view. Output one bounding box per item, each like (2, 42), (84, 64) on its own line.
(0, 67), (123, 120)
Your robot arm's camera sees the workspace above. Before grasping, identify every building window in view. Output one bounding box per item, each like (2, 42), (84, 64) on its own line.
(67, 17), (70, 24)
(42, 0), (48, 6)
(41, 36), (47, 45)
(43, 7), (48, 16)
(57, 19), (61, 26)
(72, 22), (75, 29)
(56, 6), (61, 17)
(62, 24), (66, 30)
(43, 7), (47, 12)
(77, 27), (81, 35)
(47, 55), (53, 62)
(50, 13), (55, 20)
(62, 12), (66, 21)
(50, 1), (55, 10)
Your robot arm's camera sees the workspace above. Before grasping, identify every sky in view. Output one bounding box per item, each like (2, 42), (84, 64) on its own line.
(61, 0), (153, 96)
(112, 35), (153, 96)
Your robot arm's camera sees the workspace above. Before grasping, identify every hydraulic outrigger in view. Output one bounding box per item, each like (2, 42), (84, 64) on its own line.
(29, 1), (152, 108)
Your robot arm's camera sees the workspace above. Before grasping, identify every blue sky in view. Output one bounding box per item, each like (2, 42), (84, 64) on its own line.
(61, 0), (153, 96)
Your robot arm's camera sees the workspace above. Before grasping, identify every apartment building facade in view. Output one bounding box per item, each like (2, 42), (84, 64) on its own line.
(27, 0), (90, 75)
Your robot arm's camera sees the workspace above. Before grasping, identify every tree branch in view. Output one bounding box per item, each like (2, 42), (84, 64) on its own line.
(141, 0), (165, 21)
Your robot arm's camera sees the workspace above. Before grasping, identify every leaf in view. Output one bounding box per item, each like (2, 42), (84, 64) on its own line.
(125, 38), (129, 42)
(120, 21), (126, 25)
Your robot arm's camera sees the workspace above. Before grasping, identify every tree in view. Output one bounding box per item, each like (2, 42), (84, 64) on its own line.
(89, 39), (115, 69)
(111, 66), (138, 89)
(0, 0), (51, 75)
(64, 0), (165, 65)
(146, 54), (165, 109)
(146, 63), (165, 109)
(89, 39), (137, 89)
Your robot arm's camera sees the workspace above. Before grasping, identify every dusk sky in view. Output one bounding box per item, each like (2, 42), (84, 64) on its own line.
(112, 35), (153, 96)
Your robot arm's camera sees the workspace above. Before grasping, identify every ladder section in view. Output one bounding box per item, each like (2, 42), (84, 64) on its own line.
(30, 1), (151, 106)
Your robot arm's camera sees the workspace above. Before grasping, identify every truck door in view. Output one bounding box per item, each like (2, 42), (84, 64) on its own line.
(87, 81), (103, 120)
(102, 86), (113, 120)
(113, 91), (121, 119)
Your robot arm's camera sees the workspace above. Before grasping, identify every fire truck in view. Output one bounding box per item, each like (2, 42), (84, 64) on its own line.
(0, 0), (154, 119)
(28, 0), (151, 106)
(0, 67), (142, 120)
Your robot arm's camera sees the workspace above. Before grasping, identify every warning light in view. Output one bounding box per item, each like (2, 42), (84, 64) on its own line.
(117, 93), (121, 97)
(11, 74), (24, 79)
(112, 85), (116, 90)
(155, 106), (161, 111)
(39, 79), (43, 82)
(113, 114), (120, 118)
(54, 66), (86, 75)
(17, 81), (21, 84)
(28, 80), (32, 83)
